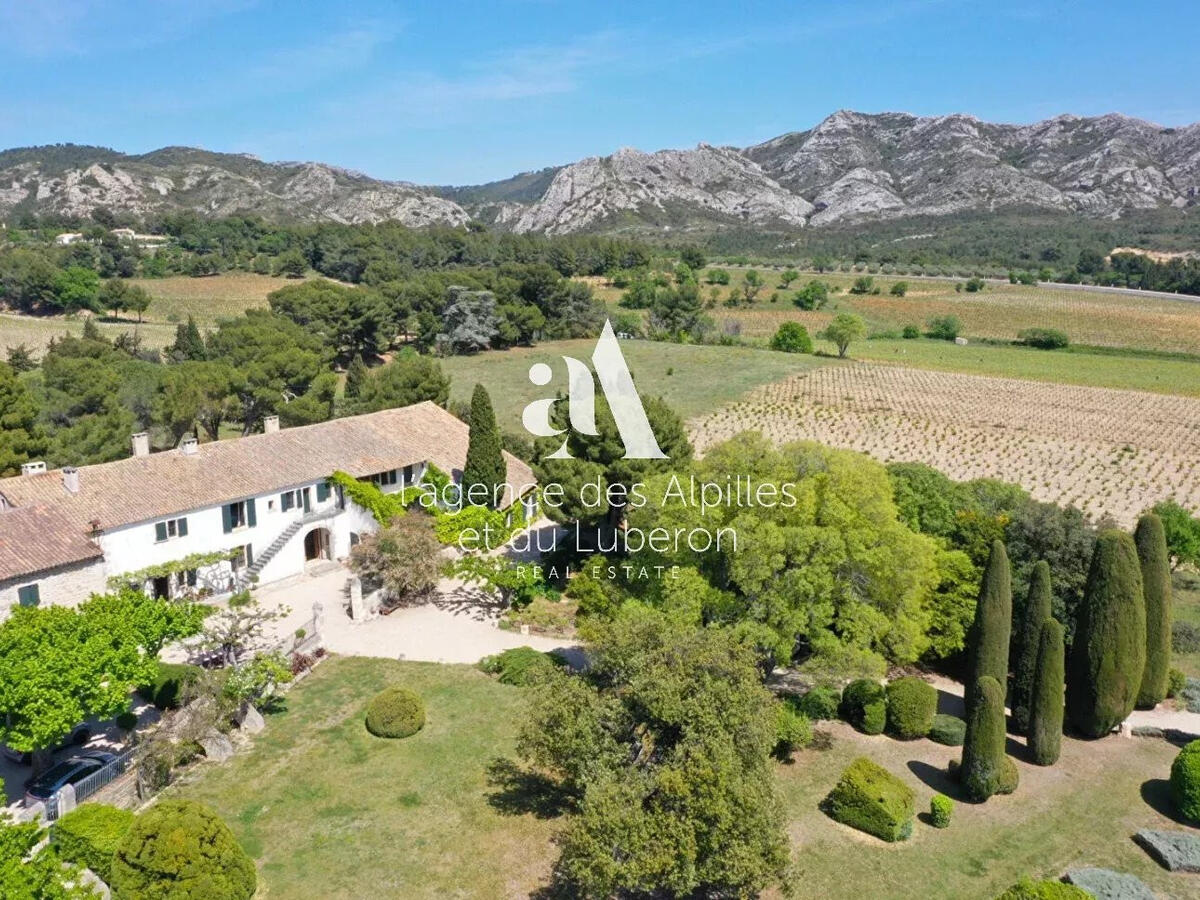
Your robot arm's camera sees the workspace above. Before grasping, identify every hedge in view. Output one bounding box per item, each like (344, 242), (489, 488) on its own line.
(774, 703), (813, 758)
(1135, 513), (1172, 709)
(840, 679), (886, 735)
(1169, 668), (1187, 698)
(824, 757), (914, 842)
(1171, 739), (1200, 823)
(961, 675), (1015, 801)
(885, 677), (936, 739)
(796, 685), (840, 721)
(1013, 560), (1052, 734)
(930, 794), (953, 828)
(929, 714), (966, 746)
(110, 800), (255, 900)
(365, 686), (426, 738)
(479, 647), (564, 686)
(1029, 619), (1065, 766)
(967, 541), (1012, 717)
(53, 803), (133, 881)
(139, 661), (203, 710)
(1067, 530), (1146, 738)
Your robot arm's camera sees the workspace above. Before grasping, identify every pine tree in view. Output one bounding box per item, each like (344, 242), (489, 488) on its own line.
(1013, 560), (1052, 733)
(169, 316), (206, 362)
(1067, 530), (1147, 738)
(1028, 618), (1065, 765)
(344, 355), (368, 400)
(1135, 513), (1172, 709)
(0, 362), (47, 476)
(966, 540), (1012, 716)
(461, 384), (506, 509)
(961, 675), (1015, 801)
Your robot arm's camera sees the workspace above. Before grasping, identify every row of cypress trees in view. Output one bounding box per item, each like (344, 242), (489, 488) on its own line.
(960, 512), (1172, 800)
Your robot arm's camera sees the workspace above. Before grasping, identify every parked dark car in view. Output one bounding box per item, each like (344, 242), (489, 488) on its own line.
(23, 750), (116, 806)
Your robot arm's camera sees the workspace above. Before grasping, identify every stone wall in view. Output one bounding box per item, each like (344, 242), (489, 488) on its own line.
(0, 559), (107, 620)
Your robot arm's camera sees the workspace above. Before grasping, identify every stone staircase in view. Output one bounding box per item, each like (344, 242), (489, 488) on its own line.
(246, 521), (303, 580)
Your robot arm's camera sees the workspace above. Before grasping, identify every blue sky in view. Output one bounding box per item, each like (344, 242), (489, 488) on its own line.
(1, 0), (1197, 185)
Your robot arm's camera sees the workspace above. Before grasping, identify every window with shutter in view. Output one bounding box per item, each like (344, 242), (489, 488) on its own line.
(316, 482), (330, 502)
(246, 499), (257, 527)
(17, 584), (40, 607)
(222, 504), (234, 533)
(155, 522), (168, 542)
(178, 518), (188, 537)
(281, 491), (294, 512)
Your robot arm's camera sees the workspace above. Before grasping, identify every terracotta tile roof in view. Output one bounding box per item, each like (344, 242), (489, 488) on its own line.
(0, 504), (103, 581)
(0, 402), (535, 544)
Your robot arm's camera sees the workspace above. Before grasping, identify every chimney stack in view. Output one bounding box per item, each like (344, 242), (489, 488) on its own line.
(20, 461), (46, 477)
(62, 467), (81, 494)
(180, 436), (199, 456)
(263, 415), (280, 434)
(131, 432), (150, 457)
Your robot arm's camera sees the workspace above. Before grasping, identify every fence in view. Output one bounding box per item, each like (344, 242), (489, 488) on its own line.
(42, 745), (138, 822)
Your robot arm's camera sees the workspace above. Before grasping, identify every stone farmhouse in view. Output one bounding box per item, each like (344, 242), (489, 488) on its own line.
(0, 403), (535, 618)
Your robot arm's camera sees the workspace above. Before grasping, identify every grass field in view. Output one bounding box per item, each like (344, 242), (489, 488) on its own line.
(441, 339), (831, 425)
(592, 269), (1200, 355)
(173, 655), (1188, 900)
(0, 312), (177, 355)
(128, 272), (288, 325)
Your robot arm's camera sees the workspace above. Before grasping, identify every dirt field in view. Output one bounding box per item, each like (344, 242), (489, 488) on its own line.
(691, 361), (1200, 525)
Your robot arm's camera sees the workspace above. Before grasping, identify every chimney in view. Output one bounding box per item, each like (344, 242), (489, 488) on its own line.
(263, 415), (280, 434)
(62, 467), (80, 494)
(131, 432), (150, 457)
(20, 461), (47, 477)
(180, 436), (199, 456)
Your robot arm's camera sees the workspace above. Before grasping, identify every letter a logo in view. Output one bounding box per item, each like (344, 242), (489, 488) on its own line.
(522, 320), (666, 460)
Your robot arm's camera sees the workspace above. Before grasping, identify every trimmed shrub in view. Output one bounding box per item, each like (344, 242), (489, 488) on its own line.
(961, 675), (1012, 801)
(930, 794), (953, 828)
(1170, 739), (1200, 823)
(997, 756), (1019, 795)
(116, 711), (138, 731)
(796, 685), (840, 721)
(1067, 530), (1147, 738)
(994, 879), (1091, 899)
(840, 679), (886, 735)
(365, 686), (426, 738)
(1029, 618), (1065, 766)
(140, 661), (203, 710)
(885, 677), (937, 739)
(769, 321), (814, 354)
(901, 324), (920, 339)
(824, 757), (915, 842)
(110, 799), (255, 900)
(1135, 513), (1172, 709)
(1017, 328), (1070, 350)
(1013, 560), (1052, 734)
(479, 646), (563, 686)
(53, 803), (133, 881)
(967, 541), (1012, 717)
(929, 714), (966, 746)
(774, 703), (813, 758)
(1168, 667), (1187, 698)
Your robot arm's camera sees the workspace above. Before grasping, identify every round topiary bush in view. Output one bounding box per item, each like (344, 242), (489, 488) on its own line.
(1170, 739), (1200, 823)
(930, 793), (952, 828)
(365, 686), (426, 738)
(797, 685), (841, 721)
(110, 799), (255, 900)
(53, 803), (133, 882)
(929, 714), (966, 746)
(840, 679), (887, 735)
(994, 879), (1091, 899)
(885, 677), (937, 739)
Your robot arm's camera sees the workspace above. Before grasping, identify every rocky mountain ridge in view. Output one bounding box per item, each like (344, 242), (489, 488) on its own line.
(3, 110), (1198, 233)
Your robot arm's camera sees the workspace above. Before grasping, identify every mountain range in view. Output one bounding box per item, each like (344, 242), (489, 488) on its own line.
(3, 111), (1198, 235)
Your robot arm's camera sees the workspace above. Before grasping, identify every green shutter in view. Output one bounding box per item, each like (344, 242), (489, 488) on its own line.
(17, 584), (40, 607)
(246, 499), (257, 528)
(178, 517), (188, 537)
(316, 482), (330, 502)
(222, 504), (234, 533)
(281, 492), (293, 512)
(245, 543), (254, 566)
(155, 522), (168, 542)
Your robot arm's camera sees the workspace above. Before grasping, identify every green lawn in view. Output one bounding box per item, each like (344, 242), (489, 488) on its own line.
(0, 313), (176, 356)
(172, 656), (1189, 900)
(441, 339), (832, 425)
(829, 337), (1200, 397)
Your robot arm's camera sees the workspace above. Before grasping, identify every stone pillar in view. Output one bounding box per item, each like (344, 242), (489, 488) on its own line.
(55, 783), (78, 818)
(349, 576), (365, 621)
(312, 599), (325, 639)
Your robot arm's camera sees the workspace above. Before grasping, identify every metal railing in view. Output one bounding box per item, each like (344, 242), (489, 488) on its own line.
(43, 746), (138, 821)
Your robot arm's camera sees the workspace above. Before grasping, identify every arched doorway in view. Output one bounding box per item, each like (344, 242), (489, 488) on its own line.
(304, 528), (331, 563)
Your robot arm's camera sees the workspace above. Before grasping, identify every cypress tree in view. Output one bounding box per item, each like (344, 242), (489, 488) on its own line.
(461, 384), (506, 509)
(1028, 618), (1065, 766)
(1067, 530), (1146, 738)
(961, 675), (1014, 801)
(169, 316), (207, 361)
(1013, 560), (1053, 734)
(1135, 513), (1172, 709)
(344, 355), (369, 400)
(966, 540), (1012, 717)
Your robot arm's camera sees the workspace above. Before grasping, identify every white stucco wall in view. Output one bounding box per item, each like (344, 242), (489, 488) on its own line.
(0, 559), (107, 621)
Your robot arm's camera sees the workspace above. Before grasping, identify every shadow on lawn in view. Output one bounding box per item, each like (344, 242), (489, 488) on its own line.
(486, 758), (573, 819)
(1140, 777), (1194, 826)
